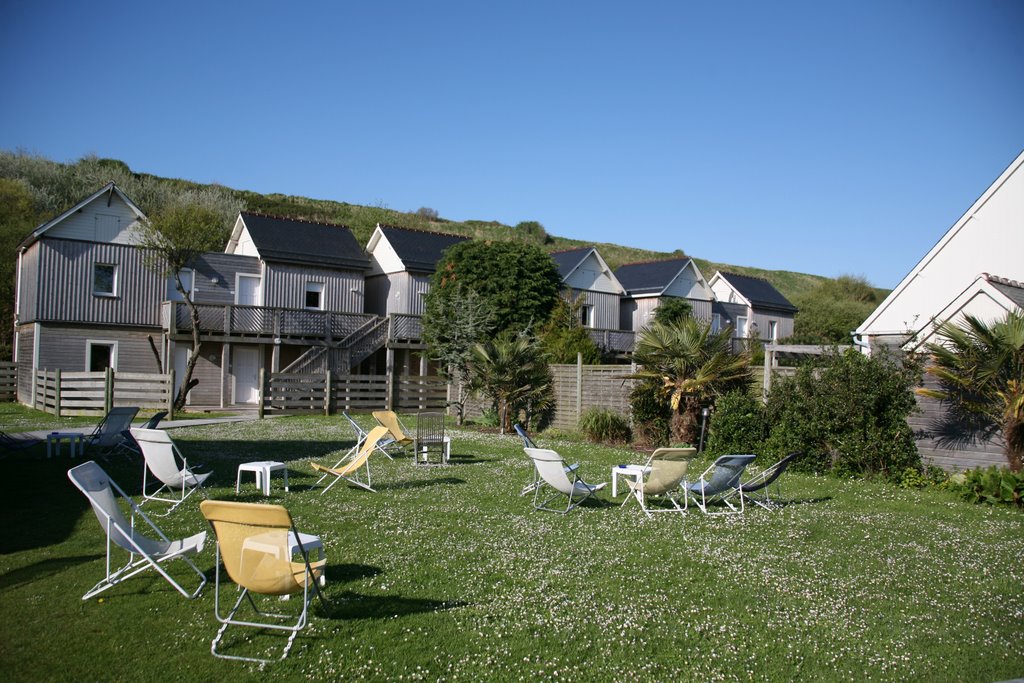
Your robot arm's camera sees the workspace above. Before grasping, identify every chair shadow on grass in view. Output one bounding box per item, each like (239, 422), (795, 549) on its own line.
(0, 554), (102, 590)
(374, 477), (466, 492)
(321, 589), (467, 621)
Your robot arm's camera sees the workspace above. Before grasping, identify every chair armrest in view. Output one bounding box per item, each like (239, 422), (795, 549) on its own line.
(564, 463), (580, 473)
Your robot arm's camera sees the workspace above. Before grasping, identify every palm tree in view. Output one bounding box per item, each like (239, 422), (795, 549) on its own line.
(631, 317), (753, 444)
(919, 311), (1024, 471)
(469, 333), (553, 433)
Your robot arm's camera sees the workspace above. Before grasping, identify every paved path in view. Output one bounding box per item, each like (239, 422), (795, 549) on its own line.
(20, 413), (263, 442)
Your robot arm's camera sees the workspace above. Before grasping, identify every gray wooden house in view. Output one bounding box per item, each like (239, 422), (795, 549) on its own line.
(614, 257), (714, 333)
(13, 185), (388, 408)
(708, 271), (797, 342)
(363, 224), (469, 374)
(13, 183), (162, 403)
(550, 247), (632, 354)
(165, 212), (375, 405)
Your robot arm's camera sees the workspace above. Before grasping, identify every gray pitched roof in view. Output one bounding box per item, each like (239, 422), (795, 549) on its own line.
(614, 258), (691, 296)
(379, 225), (468, 272)
(550, 247), (593, 279)
(986, 274), (1024, 309)
(240, 212), (369, 270)
(717, 271), (797, 313)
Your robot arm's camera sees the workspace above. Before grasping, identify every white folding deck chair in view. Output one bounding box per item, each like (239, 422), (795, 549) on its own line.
(132, 427), (211, 515)
(682, 454), (756, 515)
(514, 424), (578, 496)
(524, 447), (606, 514)
(310, 425), (389, 493)
(67, 460), (207, 600)
(621, 447), (697, 517)
(200, 500), (329, 664)
(341, 411), (399, 461)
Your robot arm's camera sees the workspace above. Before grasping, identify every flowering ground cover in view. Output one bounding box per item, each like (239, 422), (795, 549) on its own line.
(1, 411), (1022, 681)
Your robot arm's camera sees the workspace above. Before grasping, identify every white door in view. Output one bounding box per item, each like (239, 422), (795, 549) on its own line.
(736, 316), (748, 338)
(173, 344), (191, 401)
(236, 274), (262, 306)
(233, 347), (261, 404)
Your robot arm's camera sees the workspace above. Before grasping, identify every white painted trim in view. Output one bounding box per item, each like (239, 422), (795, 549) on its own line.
(85, 339), (119, 371)
(92, 262), (118, 297)
(235, 273), (263, 306)
(18, 182), (147, 249)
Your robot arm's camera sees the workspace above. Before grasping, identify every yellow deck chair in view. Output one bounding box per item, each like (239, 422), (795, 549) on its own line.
(621, 447), (697, 517)
(371, 410), (413, 456)
(200, 500), (328, 664)
(310, 425), (389, 493)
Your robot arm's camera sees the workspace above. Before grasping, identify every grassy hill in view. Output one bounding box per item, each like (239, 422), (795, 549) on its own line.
(0, 151), (886, 361)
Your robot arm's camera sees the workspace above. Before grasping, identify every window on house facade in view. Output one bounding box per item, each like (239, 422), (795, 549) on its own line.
(579, 305), (594, 328)
(769, 320), (778, 341)
(305, 282), (324, 310)
(93, 263), (117, 296)
(167, 268), (194, 301)
(736, 315), (748, 338)
(711, 313), (722, 333)
(87, 341), (117, 371)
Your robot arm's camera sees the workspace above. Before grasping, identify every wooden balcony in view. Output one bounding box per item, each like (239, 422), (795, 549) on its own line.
(161, 301), (378, 345)
(587, 328), (636, 354)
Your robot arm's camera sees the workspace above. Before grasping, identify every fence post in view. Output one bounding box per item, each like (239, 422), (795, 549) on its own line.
(258, 368), (266, 419)
(575, 353), (583, 426)
(105, 366), (113, 413)
(385, 348), (395, 411)
(324, 370), (332, 416)
(54, 368), (62, 418)
(167, 370), (176, 420)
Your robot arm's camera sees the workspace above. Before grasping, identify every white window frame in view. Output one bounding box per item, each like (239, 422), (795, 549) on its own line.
(305, 282), (324, 310)
(736, 315), (748, 338)
(85, 340), (118, 372)
(168, 268), (194, 302)
(235, 273), (263, 306)
(711, 313), (722, 333)
(93, 263), (118, 297)
(769, 320), (778, 341)
(579, 304), (594, 328)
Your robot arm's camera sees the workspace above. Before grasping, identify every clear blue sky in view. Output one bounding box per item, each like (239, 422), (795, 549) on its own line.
(2, 1), (1022, 289)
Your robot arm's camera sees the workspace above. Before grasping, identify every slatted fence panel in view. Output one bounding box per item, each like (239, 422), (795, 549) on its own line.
(0, 362), (16, 401)
(264, 373), (328, 413)
(396, 376), (448, 411)
(331, 374), (389, 412)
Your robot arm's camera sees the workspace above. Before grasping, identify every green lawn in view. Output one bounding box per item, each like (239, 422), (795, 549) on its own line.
(1, 411), (1022, 682)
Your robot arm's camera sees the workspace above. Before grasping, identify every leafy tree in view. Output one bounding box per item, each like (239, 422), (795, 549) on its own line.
(424, 240), (561, 338)
(0, 178), (42, 360)
(420, 283), (494, 425)
(652, 297), (692, 326)
(137, 200), (234, 409)
(469, 331), (553, 433)
(630, 317), (752, 444)
(537, 296), (603, 364)
(919, 311), (1024, 471)
(415, 207), (439, 219)
(764, 348), (920, 477)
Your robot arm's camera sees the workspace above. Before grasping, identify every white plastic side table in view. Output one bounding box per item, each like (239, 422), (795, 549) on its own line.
(47, 432), (84, 459)
(236, 461), (289, 496)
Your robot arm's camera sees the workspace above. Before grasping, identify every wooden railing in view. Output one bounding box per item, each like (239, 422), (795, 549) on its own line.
(163, 301), (377, 342)
(587, 328), (636, 354)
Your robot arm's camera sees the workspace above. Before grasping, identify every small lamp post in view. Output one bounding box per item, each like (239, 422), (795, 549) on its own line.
(698, 407), (710, 452)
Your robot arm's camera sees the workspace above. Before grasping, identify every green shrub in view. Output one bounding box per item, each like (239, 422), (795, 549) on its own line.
(578, 408), (631, 444)
(951, 467), (1024, 508)
(705, 389), (766, 457)
(628, 378), (670, 448)
(894, 465), (949, 489)
(763, 348), (921, 478)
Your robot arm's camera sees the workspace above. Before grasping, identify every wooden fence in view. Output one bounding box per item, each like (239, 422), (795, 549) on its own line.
(32, 368), (174, 417)
(548, 363), (635, 430)
(259, 372), (446, 416)
(0, 362), (16, 401)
